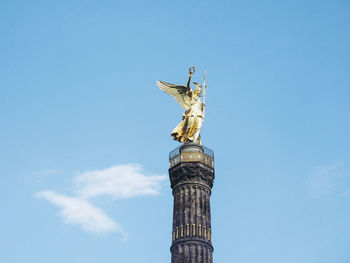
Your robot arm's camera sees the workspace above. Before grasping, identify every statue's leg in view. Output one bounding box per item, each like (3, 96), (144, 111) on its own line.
(192, 130), (200, 143)
(185, 117), (194, 139)
(192, 117), (203, 143)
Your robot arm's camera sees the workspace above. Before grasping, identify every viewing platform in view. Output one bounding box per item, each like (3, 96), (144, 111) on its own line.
(169, 143), (214, 169)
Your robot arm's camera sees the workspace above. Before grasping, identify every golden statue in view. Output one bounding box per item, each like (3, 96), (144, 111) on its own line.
(157, 66), (207, 144)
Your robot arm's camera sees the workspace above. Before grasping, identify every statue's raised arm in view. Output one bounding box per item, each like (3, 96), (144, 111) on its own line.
(157, 66), (206, 144)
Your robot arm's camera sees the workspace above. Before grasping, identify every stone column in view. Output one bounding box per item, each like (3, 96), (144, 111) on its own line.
(169, 143), (215, 263)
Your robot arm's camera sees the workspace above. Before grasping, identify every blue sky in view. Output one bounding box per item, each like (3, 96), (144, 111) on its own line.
(1, 0), (350, 262)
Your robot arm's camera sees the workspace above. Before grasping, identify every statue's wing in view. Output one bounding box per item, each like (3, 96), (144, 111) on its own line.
(157, 81), (192, 110)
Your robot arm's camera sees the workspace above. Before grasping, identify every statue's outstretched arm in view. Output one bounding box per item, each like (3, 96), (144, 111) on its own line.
(186, 66), (195, 97)
(186, 74), (192, 89)
(187, 66), (195, 89)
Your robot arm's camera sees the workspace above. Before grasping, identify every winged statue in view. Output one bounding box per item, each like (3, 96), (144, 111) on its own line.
(157, 66), (207, 144)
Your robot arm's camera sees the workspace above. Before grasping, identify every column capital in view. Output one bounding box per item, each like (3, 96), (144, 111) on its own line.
(169, 162), (215, 190)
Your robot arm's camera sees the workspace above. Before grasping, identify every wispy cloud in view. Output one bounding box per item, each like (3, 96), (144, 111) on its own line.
(35, 164), (166, 238)
(307, 162), (350, 198)
(35, 190), (125, 236)
(74, 164), (165, 199)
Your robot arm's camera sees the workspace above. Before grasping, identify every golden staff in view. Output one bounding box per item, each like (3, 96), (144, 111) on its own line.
(202, 71), (207, 117)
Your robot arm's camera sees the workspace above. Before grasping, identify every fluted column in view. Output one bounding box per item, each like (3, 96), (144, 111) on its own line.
(169, 143), (215, 263)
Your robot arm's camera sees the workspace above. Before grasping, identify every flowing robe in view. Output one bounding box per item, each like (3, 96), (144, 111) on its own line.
(171, 98), (204, 144)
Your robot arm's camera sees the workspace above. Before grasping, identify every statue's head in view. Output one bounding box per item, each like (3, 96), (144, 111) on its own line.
(193, 82), (202, 97)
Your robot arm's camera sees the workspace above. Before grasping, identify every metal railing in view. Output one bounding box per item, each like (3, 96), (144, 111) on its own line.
(169, 145), (182, 160)
(169, 144), (214, 168)
(203, 146), (214, 158)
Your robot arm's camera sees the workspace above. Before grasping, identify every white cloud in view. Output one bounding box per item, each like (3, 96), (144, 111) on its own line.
(74, 164), (166, 200)
(35, 190), (127, 238)
(36, 164), (166, 238)
(307, 162), (350, 198)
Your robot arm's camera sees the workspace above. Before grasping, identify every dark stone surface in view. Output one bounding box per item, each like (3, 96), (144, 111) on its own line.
(169, 156), (215, 263)
(169, 162), (215, 190)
